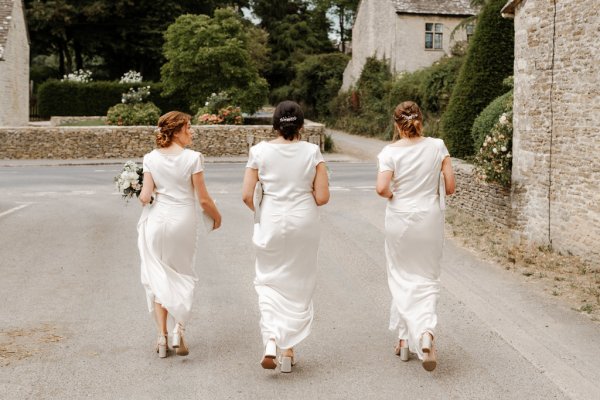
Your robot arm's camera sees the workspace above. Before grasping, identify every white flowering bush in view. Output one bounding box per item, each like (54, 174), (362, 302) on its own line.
(474, 111), (513, 187)
(62, 69), (93, 83)
(199, 91), (231, 114)
(119, 70), (143, 84)
(121, 86), (151, 104)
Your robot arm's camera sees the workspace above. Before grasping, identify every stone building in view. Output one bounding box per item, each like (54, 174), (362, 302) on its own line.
(502, 0), (600, 263)
(341, 0), (478, 90)
(0, 0), (29, 126)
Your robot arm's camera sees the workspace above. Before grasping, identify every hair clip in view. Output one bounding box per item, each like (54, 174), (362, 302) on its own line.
(404, 113), (418, 121)
(279, 116), (297, 123)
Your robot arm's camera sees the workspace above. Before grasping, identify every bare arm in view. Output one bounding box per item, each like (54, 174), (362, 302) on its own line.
(376, 171), (394, 199)
(139, 172), (155, 206)
(241, 168), (259, 211)
(441, 157), (456, 195)
(313, 162), (330, 206)
(192, 172), (221, 230)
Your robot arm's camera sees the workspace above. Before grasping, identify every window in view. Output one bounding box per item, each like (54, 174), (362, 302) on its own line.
(466, 23), (475, 42)
(425, 23), (443, 50)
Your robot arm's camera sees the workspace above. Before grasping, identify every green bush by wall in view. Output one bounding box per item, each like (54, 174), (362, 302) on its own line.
(471, 89), (513, 151)
(440, 0), (514, 158)
(37, 80), (190, 118)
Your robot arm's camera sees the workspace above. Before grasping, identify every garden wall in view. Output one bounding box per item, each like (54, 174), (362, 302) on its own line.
(447, 159), (511, 228)
(0, 123), (325, 159)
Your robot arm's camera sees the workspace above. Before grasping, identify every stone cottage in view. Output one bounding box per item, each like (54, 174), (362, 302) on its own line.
(0, 0), (29, 126)
(341, 0), (478, 90)
(502, 0), (600, 264)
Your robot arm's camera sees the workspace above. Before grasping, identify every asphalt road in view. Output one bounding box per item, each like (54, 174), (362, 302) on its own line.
(1, 162), (599, 400)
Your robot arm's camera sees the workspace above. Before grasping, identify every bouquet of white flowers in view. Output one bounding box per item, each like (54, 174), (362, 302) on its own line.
(114, 161), (152, 203)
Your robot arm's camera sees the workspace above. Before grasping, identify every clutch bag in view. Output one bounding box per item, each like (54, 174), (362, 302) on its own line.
(201, 200), (217, 234)
(253, 181), (263, 224)
(439, 172), (446, 210)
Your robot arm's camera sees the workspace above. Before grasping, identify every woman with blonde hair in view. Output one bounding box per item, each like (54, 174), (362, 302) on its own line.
(138, 111), (221, 358)
(242, 101), (329, 373)
(376, 101), (455, 371)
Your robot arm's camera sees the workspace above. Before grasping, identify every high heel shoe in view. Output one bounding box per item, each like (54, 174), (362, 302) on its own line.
(279, 351), (296, 373)
(394, 339), (409, 362)
(261, 339), (277, 369)
(420, 333), (437, 371)
(172, 323), (189, 356)
(156, 335), (168, 358)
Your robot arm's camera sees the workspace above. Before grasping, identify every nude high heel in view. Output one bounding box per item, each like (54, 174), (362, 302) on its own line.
(156, 335), (168, 358)
(280, 349), (296, 373)
(394, 339), (409, 362)
(172, 323), (189, 356)
(261, 339), (277, 369)
(420, 333), (437, 371)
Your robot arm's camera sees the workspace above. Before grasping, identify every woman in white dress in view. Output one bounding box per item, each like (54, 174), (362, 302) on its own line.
(138, 111), (222, 358)
(376, 101), (455, 371)
(242, 101), (330, 373)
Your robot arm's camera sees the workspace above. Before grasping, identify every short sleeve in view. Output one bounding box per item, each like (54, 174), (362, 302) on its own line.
(313, 146), (325, 168)
(246, 145), (260, 169)
(142, 153), (151, 173)
(377, 149), (394, 173)
(191, 151), (204, 174)
(439, 139), (450, 160)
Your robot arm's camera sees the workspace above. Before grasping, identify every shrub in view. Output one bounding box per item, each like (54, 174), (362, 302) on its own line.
(474, 111), (513, 187)
(37, 80), (190, 117)
(106, 103), (161, 126)
(471, 89), (513, 150)
(289, 52), (350, 119)
(196, 106), (243, 125)
(440, 0), (514, 158)
(420, 56), (464, 115)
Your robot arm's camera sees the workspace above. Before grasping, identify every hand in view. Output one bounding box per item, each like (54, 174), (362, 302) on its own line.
(212, 215), (222, 230)
(139, 192), (152, 206)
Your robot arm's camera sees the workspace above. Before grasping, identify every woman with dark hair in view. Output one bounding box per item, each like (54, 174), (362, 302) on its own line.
(242, 101), (330, 373)
(138, 111), (222, 358)
(375, 101), (455, 371)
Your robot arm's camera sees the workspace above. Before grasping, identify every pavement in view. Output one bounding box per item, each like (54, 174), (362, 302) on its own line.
(1, 130), (600, 399)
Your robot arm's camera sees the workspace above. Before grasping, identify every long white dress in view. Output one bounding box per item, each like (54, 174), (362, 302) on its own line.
(377, 137), (449, 360)
(246, 141), (325, 350)
(137, 149), (204, 324)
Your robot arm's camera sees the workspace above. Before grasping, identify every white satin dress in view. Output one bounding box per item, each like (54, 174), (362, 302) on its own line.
(137, 149), (204, 324)
(246, 141), (325, 350)
(377, 137), (449, 360)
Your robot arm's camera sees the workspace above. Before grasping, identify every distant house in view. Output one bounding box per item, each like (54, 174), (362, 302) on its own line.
(342, 0), (478, 90)
(0, 0), (29, 126)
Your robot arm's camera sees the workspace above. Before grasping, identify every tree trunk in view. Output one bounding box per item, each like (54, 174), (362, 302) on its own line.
(74, 40), (83, 70)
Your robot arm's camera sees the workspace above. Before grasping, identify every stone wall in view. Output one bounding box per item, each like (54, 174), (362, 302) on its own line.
(0, 123), (325, 159)
(447, 159), (511, 228)
(506, 0), (600, 263)
(0, 0), (29, 127)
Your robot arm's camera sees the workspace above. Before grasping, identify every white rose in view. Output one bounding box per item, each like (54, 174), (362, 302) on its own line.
(501, 146), (507, 152)
(492, 148), (498, 154)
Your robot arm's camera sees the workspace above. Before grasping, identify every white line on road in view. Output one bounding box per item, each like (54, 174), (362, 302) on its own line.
(0, 204), (30, 219)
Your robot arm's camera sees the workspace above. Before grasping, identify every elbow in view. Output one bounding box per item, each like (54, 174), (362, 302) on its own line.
(375, 186), (387, 197)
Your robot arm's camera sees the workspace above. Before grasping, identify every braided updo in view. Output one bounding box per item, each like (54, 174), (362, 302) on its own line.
(155, 111), (191, 148)
(392, 101), (423, 141)
(273, 100), (304, 141)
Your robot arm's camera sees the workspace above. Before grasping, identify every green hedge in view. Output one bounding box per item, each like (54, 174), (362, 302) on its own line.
(37, 80), (191, 118)
(440, 0), (514, 158)
(471, 89), (513, 151)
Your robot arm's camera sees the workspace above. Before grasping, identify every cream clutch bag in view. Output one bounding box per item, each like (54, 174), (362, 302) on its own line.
(202, 200), (217, 233)
(439, 172), (446, 210)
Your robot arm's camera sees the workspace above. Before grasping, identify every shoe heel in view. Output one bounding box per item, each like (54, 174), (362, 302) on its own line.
(172, 333), (181, 349)
(400, 346), (409, 362)
(421, 333), (432, 353)
(156, 335), (167, 358)
(261, 340), (277, 369)
(280, 356), (292, 373)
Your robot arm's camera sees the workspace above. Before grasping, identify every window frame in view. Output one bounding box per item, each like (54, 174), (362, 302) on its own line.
(425, 22), (444, 51)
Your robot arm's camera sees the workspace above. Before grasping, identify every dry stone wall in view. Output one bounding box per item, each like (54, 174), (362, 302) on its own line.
(509, 0), (600, 264)
(0, 124), (325, 159)
(447, 159), (511, 228)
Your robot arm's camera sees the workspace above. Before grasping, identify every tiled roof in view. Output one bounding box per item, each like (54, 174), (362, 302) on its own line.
(0, 0), (15, 60)
(392, 0), (478, 16)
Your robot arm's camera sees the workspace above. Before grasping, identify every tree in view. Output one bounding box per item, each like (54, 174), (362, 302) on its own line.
(290, 52), (350, 118)
(250, 0), (334, 90)
(161, 8), (269, 113)
(316, 0), (359, 53)
(440, 0), (514, 157)
(25, 1), (250, 80)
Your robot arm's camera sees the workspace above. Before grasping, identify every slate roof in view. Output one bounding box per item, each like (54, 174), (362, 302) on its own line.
(0, 0), (14, 60)
(392, 0), (478, 17)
